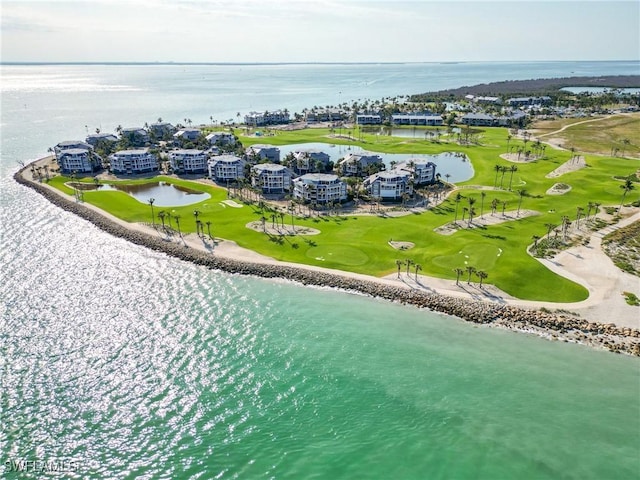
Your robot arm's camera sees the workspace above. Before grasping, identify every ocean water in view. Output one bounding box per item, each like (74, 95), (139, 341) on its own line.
(1, 62), (639, 479)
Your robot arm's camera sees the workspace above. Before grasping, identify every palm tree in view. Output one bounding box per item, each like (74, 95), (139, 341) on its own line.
(206, 221), (213, 241)
(414, 263), (422, 280)
(466, 265), (476, 285)
(493, 164), (502, 188)
(173, 214), (181, 237)
(501, 201), (507, 216)
(405, 259), (414, 276)
(517, 189), (527, 216)
(491, 198), (499, 216)
(193, 209), (201, 231)
(480, 191), (486, 219)
(575, 206), (584, 229)
(396, 259), (404, 278)
(508, 165), (518, 190)
(499, 166), (508, 189)
(621, 138), (630, 157)
(561, 216), (571, 241)
(148, 198), (156, 226)
(453, 192), (463, 224)
(619, 177), (635, 209)
(467, 197), (476, 226)
(532, 235), (540, 250)
(545, 222), (556, 240)
(454, 268), (464, 286)
(157, 210), (166, 229)
(476, 270), (488, 288)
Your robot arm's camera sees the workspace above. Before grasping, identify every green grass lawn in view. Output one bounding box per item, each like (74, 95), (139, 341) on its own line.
(47, 122), (640, 303)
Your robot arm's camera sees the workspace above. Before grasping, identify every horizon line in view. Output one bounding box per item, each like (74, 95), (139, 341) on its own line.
(2, 60), (639, 67)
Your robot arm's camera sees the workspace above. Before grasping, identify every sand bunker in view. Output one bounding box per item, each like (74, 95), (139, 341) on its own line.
(546, 157), (586, 178)
(435, 210), (540, 235)
(547, 183), (572, 195)
(246, 221), (320, 236)
(221, 200), (243, 208)
(389, 241), (415, 250)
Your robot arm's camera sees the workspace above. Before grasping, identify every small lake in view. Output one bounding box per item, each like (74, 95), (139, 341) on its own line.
(78, 181), (211, 207)
(276, 142), (474, 182)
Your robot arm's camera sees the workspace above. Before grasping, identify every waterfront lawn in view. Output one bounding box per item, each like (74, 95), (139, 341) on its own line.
(47, 123), (640, 302)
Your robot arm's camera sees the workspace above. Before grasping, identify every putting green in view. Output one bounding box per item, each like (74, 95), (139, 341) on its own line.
(305, 244), (369, 266)
(432, 243), (503, 271)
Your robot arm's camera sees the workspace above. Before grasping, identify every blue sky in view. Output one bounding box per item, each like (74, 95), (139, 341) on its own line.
(2, 0), (639, 63)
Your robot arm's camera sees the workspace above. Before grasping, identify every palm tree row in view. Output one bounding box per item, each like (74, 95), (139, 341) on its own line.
(395, 259), (422, 280)
(453, 266), (488, 288)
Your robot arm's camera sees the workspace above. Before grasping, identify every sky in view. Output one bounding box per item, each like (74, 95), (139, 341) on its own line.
(1, 0), (639, 63)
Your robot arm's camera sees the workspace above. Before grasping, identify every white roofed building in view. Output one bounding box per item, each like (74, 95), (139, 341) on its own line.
(246, 144), (280, 163)
(169, 149), (208, 174)
(244, 110), (290, 127)
(109, 149), (158, 175)
(337, 151), (384, 177)
(58, 148), (101, 174)
(205, 131), (236, 147)
(391, 113), (443, 126)
(208, 155), (246, 182)
(356, 113), (383, 125)
(364, 170), (413, 201)
(290, 149), (331, 175)
(396, 159), (437, 185)
(251, 163), (292, 194)
(292, 174), (347, 204)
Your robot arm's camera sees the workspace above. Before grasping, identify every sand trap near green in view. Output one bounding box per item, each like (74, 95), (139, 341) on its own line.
(305, 244), (369, 266)
(432, 243), (503, 271)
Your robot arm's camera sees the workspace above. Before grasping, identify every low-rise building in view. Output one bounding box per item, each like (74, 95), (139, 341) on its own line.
(290, 149), (331, 175)
(391, 113), (443, 126)
(169, 149), (208, 174)
(85, 133), (118, 147)
(251, 163), (292, 194)
(208, 155), (246, 182)
(205, 131), (237, 147)
(461, 113), (497, 127)
(293, 173), (347, 204)
(120, 127), (149, 146)
(173, 128), (202, 142)
(363, 170), (413, 201)
(396, 159), (437, 185)
(149, 122), (176, 138)
(54, 140), (92, 157)
(57, 148), (101, 174)
(356, 113), (383, 125)
(508, 96), (552, 107)
(244, 110), (290, 126)
(246, 144), (280, 163)
(109, 149), (158, 174)
(304, 109), (345, 123)
(337, 151), (384, 177)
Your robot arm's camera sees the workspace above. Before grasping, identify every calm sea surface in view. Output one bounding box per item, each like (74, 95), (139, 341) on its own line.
(1, 62), (639, 479)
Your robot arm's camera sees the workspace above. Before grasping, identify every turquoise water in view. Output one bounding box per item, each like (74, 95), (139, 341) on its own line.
(1, 62), (639, 478)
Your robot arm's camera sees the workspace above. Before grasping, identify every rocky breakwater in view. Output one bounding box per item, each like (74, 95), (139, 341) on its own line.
(14, 164), (640, 356)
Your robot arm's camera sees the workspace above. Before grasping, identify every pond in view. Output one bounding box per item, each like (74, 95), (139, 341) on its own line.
(76, 181), (211, 207)
(277, 142), (474, 182)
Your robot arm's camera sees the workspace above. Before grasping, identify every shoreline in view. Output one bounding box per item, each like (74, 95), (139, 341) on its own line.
(14, 159), (640, 356)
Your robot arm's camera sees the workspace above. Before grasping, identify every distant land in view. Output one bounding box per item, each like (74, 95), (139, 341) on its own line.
(412, 75), (640, 99)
